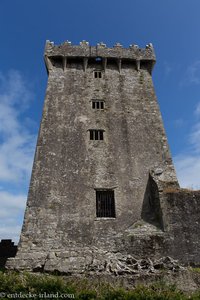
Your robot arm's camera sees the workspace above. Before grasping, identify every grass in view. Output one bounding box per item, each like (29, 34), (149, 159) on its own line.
(0, 271), (200, 299)
(139, 73), (144, 84)
(132, 220), (144, 228)
(190, 267), (200, 273)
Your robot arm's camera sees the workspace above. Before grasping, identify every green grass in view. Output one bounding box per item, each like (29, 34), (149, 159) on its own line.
(190, 267), (200, 273)
(0, 271), (200, 299)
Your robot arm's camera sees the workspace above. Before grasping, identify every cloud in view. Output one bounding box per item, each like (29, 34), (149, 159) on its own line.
(163, 62), (172, 77)
(0, 191), (27, 243)
(195, 102), (200, 116)
(0, 225), (23, 243)
(0, 70), (36, 183)
(182, 60), (200, 86)
(174, 118), (184, 128)
(175, 155), (200, 189)
(0, 70), (36, 242)
(174, 102), (200, 189)
(0, 191), (26, 210)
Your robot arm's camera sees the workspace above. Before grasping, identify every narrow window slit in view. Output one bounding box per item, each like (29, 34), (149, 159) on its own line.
(99, 131), (103, 140)
(95, 130), (99, 140)
(90, 130), (94, 140)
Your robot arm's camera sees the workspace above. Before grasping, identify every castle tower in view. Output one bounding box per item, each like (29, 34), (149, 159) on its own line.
(8, 41), (179, 272)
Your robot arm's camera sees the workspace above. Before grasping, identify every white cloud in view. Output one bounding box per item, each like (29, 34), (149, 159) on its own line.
(0, 191), (27, 243)
(182, 60), (200, 85)
(0, 225), (22, 244)
(0, 70), (36, 183)
(189, 122), (200, 152)
(174, 155), (200, 189)
(174, 102), (200, 189)
(174, 118), (184, 128)
(195, 102), (200, 117)
(0, 191), (27, 210)
(163, 62), (172, 77)
(0, 70), (36, 242)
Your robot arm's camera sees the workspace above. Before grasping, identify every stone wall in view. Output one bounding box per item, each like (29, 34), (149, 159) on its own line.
(114, 173), (200, 267)
(162, 188), (200, 265)
(7, 42), (199, 273)
(7, 171), (200, 272)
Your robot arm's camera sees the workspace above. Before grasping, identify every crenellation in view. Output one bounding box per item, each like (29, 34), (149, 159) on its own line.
(97, 42), (107, 48)
(114, 42), (123, 48)
(44, 41), (156, 74)
(80, 40), (89, 46)
(64, 40), (72, 45)
(130, 44), (139, 48)
(44, 41), (156, 73)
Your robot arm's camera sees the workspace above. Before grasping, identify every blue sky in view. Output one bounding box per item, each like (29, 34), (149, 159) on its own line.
(1, 0), (200, 242)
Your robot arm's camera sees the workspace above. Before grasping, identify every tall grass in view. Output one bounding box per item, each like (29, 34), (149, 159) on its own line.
(0, 271), (200, 299)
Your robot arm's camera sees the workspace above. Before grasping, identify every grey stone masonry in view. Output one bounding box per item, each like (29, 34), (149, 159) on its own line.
(44, 40), (156, 74)
(8, 41), (199, 274)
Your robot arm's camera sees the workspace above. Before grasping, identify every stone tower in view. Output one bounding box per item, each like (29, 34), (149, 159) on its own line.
(8, 41), (186, 273)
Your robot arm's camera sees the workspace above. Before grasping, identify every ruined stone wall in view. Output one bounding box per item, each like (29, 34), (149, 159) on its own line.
(0, 240), (17, 269)
(161, 189), (200, 265)
(114, 181), (200, 267)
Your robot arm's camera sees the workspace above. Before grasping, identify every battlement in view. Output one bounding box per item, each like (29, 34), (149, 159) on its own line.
(44, 40), (156, 74)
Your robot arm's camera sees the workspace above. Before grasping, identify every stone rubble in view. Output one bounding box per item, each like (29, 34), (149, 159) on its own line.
(84, 254), (184, 276)
(31, 248), (185, 275)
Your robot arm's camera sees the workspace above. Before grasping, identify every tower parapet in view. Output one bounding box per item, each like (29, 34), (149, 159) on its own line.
(44, 40), (156, 73)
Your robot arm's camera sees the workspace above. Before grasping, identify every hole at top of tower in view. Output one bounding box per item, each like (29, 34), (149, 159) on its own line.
(140, 60), (153, 73)
(95, 57), (102, 62)
(67, 57), (83, 69)
(49, 56), (63, 68)
(88, 57), (103, 69)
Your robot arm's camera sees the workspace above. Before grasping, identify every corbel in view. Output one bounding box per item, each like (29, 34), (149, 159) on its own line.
(117, 58), (122, 73)
(136, 60), (140, 71)
(102, 58), (107, 72)
(44, 55), (53, 72)
(83, 57), (88, 72)
(63, 56), (67, 71)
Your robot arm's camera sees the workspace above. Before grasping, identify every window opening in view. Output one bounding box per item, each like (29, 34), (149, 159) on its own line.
(94, 71), (102, 78)
(96, 190), (115, 218)
(89, 129), (104, 140)
(92, 100), (104, 110)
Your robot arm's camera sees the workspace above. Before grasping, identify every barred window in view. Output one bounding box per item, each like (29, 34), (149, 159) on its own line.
(96, 190), (116, 218)
(92, 100), (104, 110)
(94, 71), (102, 78)
(89, 129), (104, 140)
